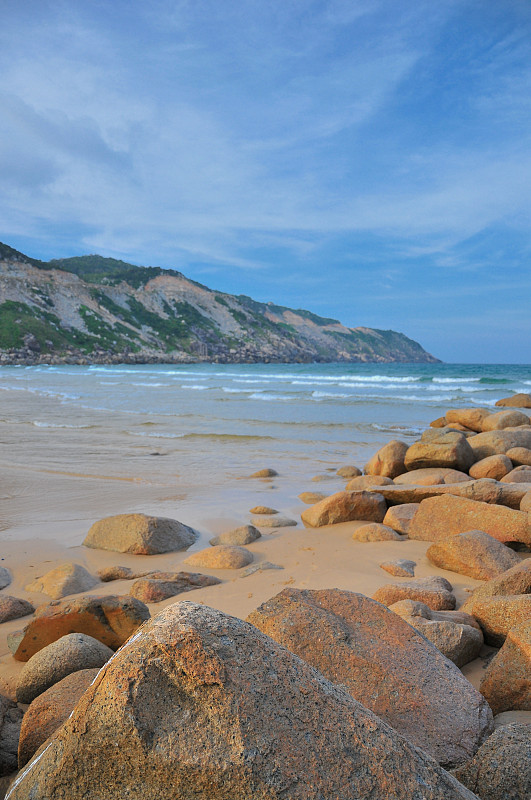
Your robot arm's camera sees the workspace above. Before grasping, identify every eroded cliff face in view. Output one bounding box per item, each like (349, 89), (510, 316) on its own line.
(0, 243), (439, 364)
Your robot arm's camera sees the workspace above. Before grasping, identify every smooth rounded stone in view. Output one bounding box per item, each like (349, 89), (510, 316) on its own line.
(506, 446), (531, 466)
(454, 722), (531, 800)
(97, 566), (152, 581)
(389, 600), (483, 667)
(345, 474), (394, 490)
(16, 633), (113, 704)
(408, 494), (531, 547)
(480, 621), (531, 714)
(336, 465), (362, 478)
(7, 602), (480, 800)
(380, 559), (416, 577)
(184, 545), (253, 570)
(465, 596), (531, 647)
(0, 567), (12, 591)
(248, 506), (278, 515)
(301, 490), (386, 528)
(129, 571), (221, 603)
(25, 563), (98, 600)
(394, 467), (470, 486)
(469, 454), (513, 481)
(482, 410), (530, 431)
(0, 694), (24, 777)
(18, 668), (99, 768)
(247, 588), (492, 769)
(426, 530), (521, 581)
(373, 576), (456, 610)
(501, 465), (531, 483)
(249, 467), (277, 477)
(446, 408), (491, 433)
(209, 525), (261, 546)
(364, 439), (408, 479)
(383, 503), (419, 534)
(469, 427), (531, 460)
(13, 595), (150, 662)
(251, 515), (297, 528)
(404, 431), (476, 473)
(297, 491), (327, 504)
(0, 596), (34, 624)
(462, 560), (531, 607)
(496, 393), (531, 408)
(84, 513), (197, 555)
(352, 523), (403, 542)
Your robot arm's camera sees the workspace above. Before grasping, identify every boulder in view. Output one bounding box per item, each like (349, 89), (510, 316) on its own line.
(18, 668), (99, 767)
(0, 694), (23, 777)
(0, 567), (11, 591)
(430, 415), (447, 427)
(184, 545), (253, 570)
(345, 474), (394, 490)
(461, 560), (531, 607)
(500, 465), (531, 483)
(373, 576), (456, 610)
(506, 446), (531, 466)
(84, 513), (197, 555)
(209, 525), (261, 546)
(250, 515), (297, 528)
(422, 426), (477, 439)
(521, 491), (531, 512)
(129, 572), (221, 602)
(389, 600), (483, 667)
(247, 588), (492, 768)
(0, 596), (34, 624)
(301, 490), (386, 527)
(363, 440), (408, 479)
(408, 494), (531, 546)
(98, 566), (152, 581)
(297, 491), (327, 504)
(25, 563), (98, 600)
(480, 621), (531, 714)
(336, 465), (362, 478)
(352, 523), (403, 542)
(481, 410), (530, 431)
(463, 596), (531, 646)
(249, 467), (277, 477)
(380, 559), (416, 577)
(248, 506), (277, 515)
(13, 594), (150, 662)
(383, 503), (419, 534)
(394, 468), (470, 485)
(469, 428), (531, 460)
(496, 393), (531, 408)
(16, 633), (113, 704)
(7, 601), (480, 800)
(454, 722), (531, 800)
(446, 408), (491, 433)
(426, 530), (520, 581)
(369, 479), (530, 509)
(469, 455), (513, 481)
(404, 431), (476, 473)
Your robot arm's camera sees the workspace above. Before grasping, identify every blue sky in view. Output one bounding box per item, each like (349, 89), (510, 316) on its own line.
(1, 0), (530, 363)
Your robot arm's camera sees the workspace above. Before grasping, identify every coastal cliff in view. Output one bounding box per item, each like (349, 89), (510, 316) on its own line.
(0, 242), (439, 364)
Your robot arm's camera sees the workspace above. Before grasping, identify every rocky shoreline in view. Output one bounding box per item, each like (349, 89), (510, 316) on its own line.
(0, 393), (530, 798)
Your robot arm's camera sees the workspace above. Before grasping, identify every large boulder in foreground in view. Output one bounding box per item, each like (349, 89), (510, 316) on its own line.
(426, 530), (520, 581)
(408, 494), (531, 546)
(479, 621), (531, 714)
(363, 439), (408, 478)
(0, 694), (23, 777)
(454, 722), (531, 800)
(301, 490), (386, 527)
(7, 601), (479, 800)
(18, 668), (99, 768)
(84, 513), (197, 555)
(247, 589), (492, 768)
(13, 595), (150, 662)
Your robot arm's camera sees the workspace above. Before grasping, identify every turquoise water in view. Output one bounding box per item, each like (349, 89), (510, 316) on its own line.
(1, 363), (530, 470)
